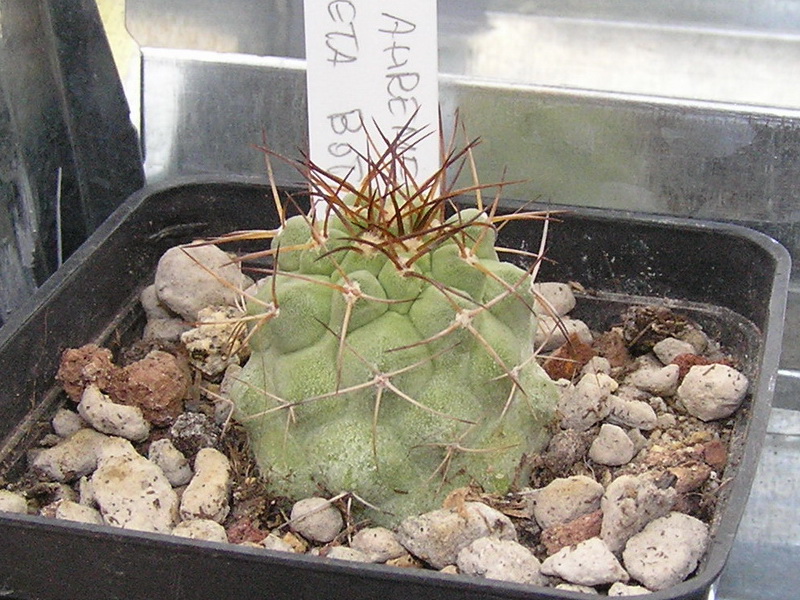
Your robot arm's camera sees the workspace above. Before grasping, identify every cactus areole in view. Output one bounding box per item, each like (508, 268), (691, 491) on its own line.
(230, 129), (559, 525)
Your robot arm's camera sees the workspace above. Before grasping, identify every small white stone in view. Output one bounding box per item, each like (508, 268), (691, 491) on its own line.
(0, 490), (28, 514)
(172, 518), (229, 543)
(180, 448), (231, 523)
(677, 364), (749, 421)
(626, 363), (680, 396)
(581, 356), (611, 377)
(590, 424), (636, 467)
(154, 244), (249, 321)
(92, 452), (179, 533)
(31, 428), (108, 482)
(601, 475), (676, 553)
(143, 318), (192, 343)
(457, 537), (546, 586)
(396, 502), (516, 570)
(608, 582), (651, 596)
(533, 282), (577, 317)
(623, 512), (709, 591)
(558, 373), (618, 431)
(652, 338), (695, 365)
(325, 546), (371, 562)
(607, 396), (658, 430)
(140, 284), (175, 320)
(533, 475), (604, 529)
(535, 316), (593, 352)
(181, 306), (245, 378)
(541, 537), (629, 586)
(556, 583), (600, 594)
(350, 527), (406, 562)
(148, 438), (192, 487)
(259, 533), (296, 553)
(54, 500), (103, 525)
(290, 497), (344, 544)
(51, 408), (85, 438)
(77, 385), (150, 442)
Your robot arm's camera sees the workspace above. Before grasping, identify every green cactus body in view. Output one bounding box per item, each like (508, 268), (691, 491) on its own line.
(231, 189), (558, 525)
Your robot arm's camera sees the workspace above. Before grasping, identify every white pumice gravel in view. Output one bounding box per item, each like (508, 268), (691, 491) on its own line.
(601, 474), (676, 553)
(180, 448), (232, 523)
(172, 518), (229, 543)
(607, 396), (658, 430)
(91, 449), (179, 534)
(0, 490), (28, 514)
(31, 428), (108, 482)
(623, 512), (709, 591)
(325, 546), (371, 562)
(652, 337), (696, 365)
(677, 364), (749, 421)
(557, 372), (617, 431)
(52, 500), (103, 525)
(77, 385), (150, 442)
(154, 244), (249, 321)
(350, 527), (407, 563)
(51, 408), (85, 438)
(589, 424), (636, 466)
(608, 582), (651, 596)
(625, 363), (680, 396)
(555, 583), (600, 594)
(536, 315), (593, 352)
(533, 282), (577, 317)
(457, 537), (547, 586)
(180, 305), (246, 377)
(540, 537), (629, 586)
(148, 438), (193, 487)
(396, 502), (516, 570)
(289, 497), (344, 544)
(533, 476), (604, 529)
(259, 533), (296, 553)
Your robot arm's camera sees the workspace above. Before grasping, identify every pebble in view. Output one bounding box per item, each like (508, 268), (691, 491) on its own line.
(172, 518), (229, 543)
(625, 362), (680, 396)
(589, 424), (636, 466)
(51, 408), (85, 438)
(456, 537), (547, 586)
(535, 316), (592, 352)
(0, 490), (28, 514)
(180, 448), (232, 523)
(652, 337), (696, 365)
(289, 497), (344, 544)
(259, 533), (296, 553)
(676, 364), (749, 421)
(533, 282), (577, 316)
(533, 475), (604, 529)
(623, 512), (709, 591)
(350, 527), (406, 563)
(53, 500), (103, 525)
(607, 395), (658, 430)
(608, 582), (651, 596)
(325, 546), (371, 562)
(396, 502), (516, 570)
(140, 284), (174, 320)
(148, 438), (193, 487)
(31, 428), (107, 482)
(154, 244), (249, 321)
(556, 583), (599, 594)
(581, 356), (611, 377)
(91, 450), (179, 533)
(181, 306), (246, 378)
(77, 385), (150, 442)
(557, 372), (617, 431)
(540, 537), (629, 586)
(143, 318), (192, 343)
(601, 474), (677, 553)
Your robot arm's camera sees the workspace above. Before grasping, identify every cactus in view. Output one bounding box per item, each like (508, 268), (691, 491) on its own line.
(229, 130), (559, 525)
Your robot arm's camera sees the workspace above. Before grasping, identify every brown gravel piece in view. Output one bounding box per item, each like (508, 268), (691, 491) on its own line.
(540, 509), (603, 556)
(543, 333), (596, 381)
(109, 350), (190, 426)
(56, 344), (118, 402)
(592, 330), (631, 369)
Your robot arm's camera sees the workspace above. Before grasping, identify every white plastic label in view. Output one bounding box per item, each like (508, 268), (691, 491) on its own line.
(304, 0), (439, 188)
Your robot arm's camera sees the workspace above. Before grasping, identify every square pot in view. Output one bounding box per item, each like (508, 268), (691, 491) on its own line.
(0, 177), (789, 600)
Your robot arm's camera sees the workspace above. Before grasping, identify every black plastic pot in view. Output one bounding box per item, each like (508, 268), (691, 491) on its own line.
(0, 177), (790, 600)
